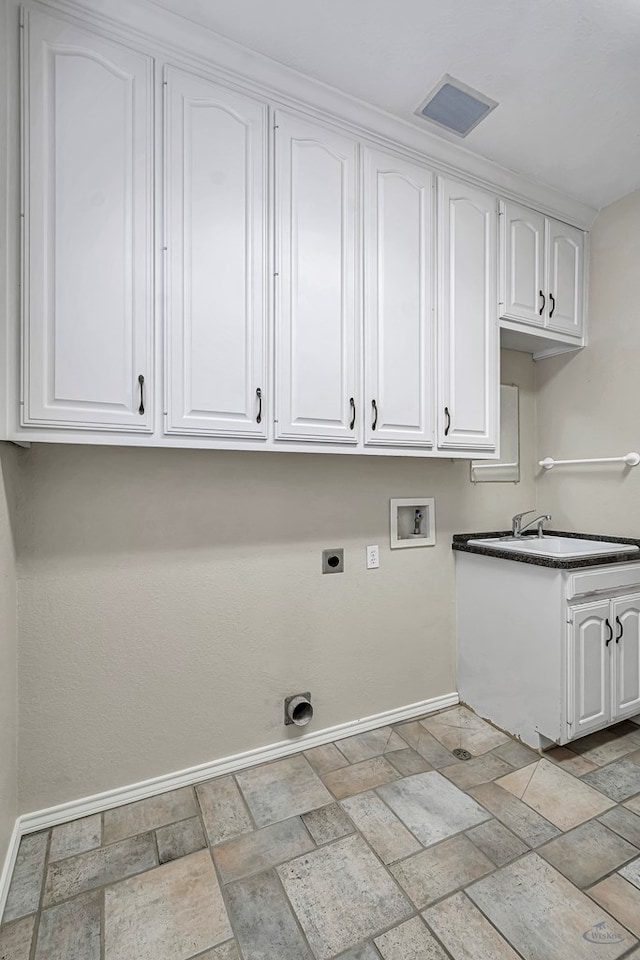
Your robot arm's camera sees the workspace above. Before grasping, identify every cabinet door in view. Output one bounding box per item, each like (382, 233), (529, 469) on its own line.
(567, 602), (611, 739)
(546, 220), (585, 338)
(437, 179), (498, 451)
(274, 112), (358, 441)
(165, 68), (267, 437)
(612, 595), (640, 720)
(499, 201), (545, 327)
(363, 149), (433, 446)
(23, 11), (153, 431)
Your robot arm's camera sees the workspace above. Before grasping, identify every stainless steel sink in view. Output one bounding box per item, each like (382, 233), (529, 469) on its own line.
(467, 535), (640, 560)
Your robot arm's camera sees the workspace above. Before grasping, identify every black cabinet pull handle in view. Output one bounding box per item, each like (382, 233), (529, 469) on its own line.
(371, 399), (378, 431)
(549, 292), (556, 318)
(256, 387), (262, 424)
(616, 616), (623, 643)
(444, 406), (451, 436)
(349, 397), (356, 430)
(138, 374), (145, 415)
(539, 290), (546, 316)
(605, 618), (613, 646)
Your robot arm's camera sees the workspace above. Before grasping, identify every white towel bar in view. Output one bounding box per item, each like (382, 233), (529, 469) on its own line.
(539, 452), (640, 470)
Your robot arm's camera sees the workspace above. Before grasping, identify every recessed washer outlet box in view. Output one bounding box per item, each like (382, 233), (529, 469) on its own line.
(390, 498), (436, 549)
(322, 548), (344, 573)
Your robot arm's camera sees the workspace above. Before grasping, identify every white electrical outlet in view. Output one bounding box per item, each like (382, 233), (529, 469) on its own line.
(366, 544), (379, 569)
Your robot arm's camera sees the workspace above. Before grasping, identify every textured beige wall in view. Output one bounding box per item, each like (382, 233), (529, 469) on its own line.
(16, 350), (536, 811)
(11, 192), (640, 818)
(0, 444), (18, 863)
(536, 190), (640, 535)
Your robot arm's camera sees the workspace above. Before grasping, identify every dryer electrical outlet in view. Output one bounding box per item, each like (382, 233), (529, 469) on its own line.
(322, 548), (344, 574)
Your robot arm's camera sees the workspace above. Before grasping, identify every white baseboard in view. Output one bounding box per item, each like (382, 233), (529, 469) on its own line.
(1, 691), (458, 912)
(0, 819), (21, 924)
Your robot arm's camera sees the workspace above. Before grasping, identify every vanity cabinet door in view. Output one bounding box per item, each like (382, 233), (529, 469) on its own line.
(274, 111), (358, 442)
(363, 148), (434, 446)
(612, 595), (640, 720)
(546, 219), (585, 338)
(567, 601), (612, 738)
(23, 11), (153, 431)
(437, 178), (498, 451)
(499, 201), (545, 327)
(164, 68), (268, 437)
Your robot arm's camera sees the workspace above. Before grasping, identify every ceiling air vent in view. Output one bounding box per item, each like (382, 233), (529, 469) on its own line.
(415, 75), (498, 138)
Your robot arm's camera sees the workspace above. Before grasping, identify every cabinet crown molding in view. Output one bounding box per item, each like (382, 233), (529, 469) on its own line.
(19, 0), (596, 228)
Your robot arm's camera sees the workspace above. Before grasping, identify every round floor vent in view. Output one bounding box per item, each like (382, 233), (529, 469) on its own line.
(452, 748), (472, 760)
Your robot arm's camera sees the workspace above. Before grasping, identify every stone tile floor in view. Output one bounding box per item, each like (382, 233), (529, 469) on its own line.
(2, 706), (640, 959)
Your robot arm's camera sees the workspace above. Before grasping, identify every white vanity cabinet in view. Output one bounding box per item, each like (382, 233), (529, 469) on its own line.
(456, 552), (640, 749)
(22, 10), (154, 432)
(568, 594), (640, 739)
(499, 201), (586, 351)
(273, 111), (359, 443)
(437, 179), (498, 452)
(164, 67), (268, 438)
(363, 148), (434, 447)
(569, 601), (613, 739)
(613, 597), (640, 720)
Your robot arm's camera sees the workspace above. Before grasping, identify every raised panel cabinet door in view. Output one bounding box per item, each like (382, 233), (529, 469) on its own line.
(546, 219), (585, 337)
(499, 201), (545, 326)
(437, 179), (498, 451)
(567, 602), (612, 739)
(274, 111), (358, 441)
(612, 595), (640, 720)
(23, 11), (153, 430)
(363, 149), (434, 446)
(164, 68), (267, 437)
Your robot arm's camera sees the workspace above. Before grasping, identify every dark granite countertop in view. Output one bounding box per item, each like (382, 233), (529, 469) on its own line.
(452, 530), (640, 569)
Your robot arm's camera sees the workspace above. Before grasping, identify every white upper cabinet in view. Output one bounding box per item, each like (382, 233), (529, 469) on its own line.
(546, 219), (585, 337)
(500, 203), (545, 326)
(164, 68), (267, 437)
(363, 149), (434, 447)
(500, 201), (585, 339)
(437, 179), (498, 451)
(14, 6), (589, 453)
(274, 111), (358, 442)
(23, 11), (153, 431)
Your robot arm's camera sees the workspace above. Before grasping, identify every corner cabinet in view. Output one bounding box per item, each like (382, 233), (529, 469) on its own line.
(164, 67), (268, 438)
(546, 218), (585, 337)
(437, 180), (498, 452)
(499, 200), (586, 348)
(22, 10), (154, 432)
(273, 111), (358, 443)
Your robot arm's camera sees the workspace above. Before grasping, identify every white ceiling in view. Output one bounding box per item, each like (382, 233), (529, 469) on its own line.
(147, 0), (640, 209)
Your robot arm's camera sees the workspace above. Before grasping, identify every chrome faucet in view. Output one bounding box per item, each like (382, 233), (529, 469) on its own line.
(511, 510), (552, 538)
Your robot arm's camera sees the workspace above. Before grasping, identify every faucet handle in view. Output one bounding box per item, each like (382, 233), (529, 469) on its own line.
(512, 509), (535, 522)
(511, 508), (535, 537)
(536, 514), (552, 537)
